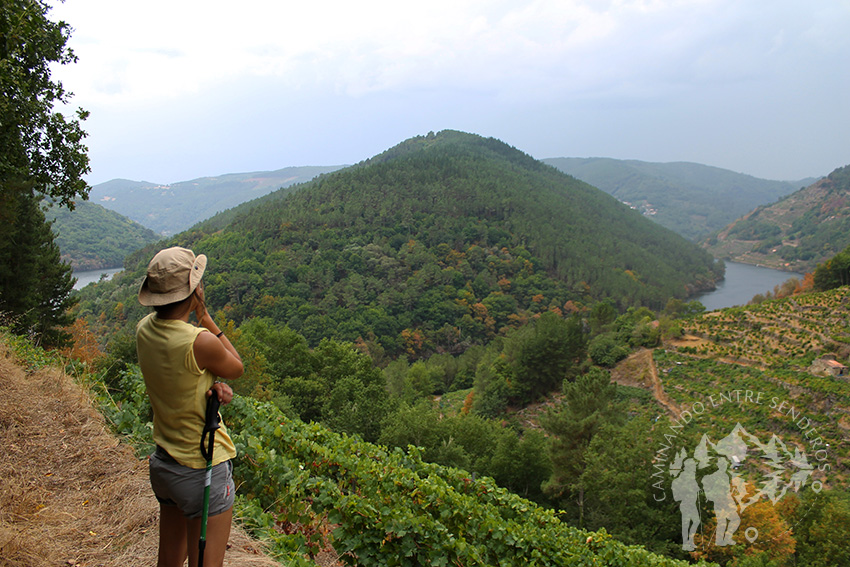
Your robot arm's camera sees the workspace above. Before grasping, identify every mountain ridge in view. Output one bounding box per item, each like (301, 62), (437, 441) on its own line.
(703, 164), (850, 273)
(86, 151), (812, 243)
(543, 157), (812, 241)
(89, 165), (347, 235)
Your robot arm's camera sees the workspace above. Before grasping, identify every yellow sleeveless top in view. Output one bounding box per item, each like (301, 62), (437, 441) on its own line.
(136, 313), (237, 468)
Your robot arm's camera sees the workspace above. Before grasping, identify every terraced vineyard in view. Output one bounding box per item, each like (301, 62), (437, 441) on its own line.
(657, 287), (850, 483)
(676, 287), (850, 368)
(654, 351), (848, 469)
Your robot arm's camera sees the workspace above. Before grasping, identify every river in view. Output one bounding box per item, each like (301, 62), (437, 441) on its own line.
(73, 261), (801, 310)
(693, 262), (805, 311)
(73, 267), (123, 290)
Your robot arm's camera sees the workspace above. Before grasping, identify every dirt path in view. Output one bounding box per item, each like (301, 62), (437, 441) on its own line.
(0, 343), (279, 567)
(612, 348), (681, 419)
(644, 350), (682, 419)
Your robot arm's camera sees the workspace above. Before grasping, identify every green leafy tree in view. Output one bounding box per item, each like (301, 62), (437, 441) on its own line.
(663, 298), (686, 318)
(378, 400), (442, 453)
(589, 300), (618, 335)
(793, 490), (850, 567)
(0, 0), (90, 204)
(587, 333), (630, 367)
(614, 306), (660, 348)
(487, 428), (551, 503)
(278, 338), (384, 423)
(238, 318), (387, 425)
(682, 300), (706, 318)
(322, 376), (395, 443)
(577, 415), (680, 556)
(382, 358), (410, 399)
(0, 0), (90, 344)
(813, 245), (850, 291)
(238, 317), (313, 380)
(412, 359), (449, 396)
(471, 347), (513, 417)
(506, 312), (586, 402)
(378, 400), (551, 503)
(311, 337), (384, 391)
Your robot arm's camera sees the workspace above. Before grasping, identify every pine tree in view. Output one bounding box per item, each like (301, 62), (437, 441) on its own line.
(0, 186), (77, 344)
(540, 367), (624, 524)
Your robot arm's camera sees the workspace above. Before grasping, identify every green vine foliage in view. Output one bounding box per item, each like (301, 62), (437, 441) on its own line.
(227, 395), (709, 566)
(90, 361), (709, 567)
(1, 326), (64, 370)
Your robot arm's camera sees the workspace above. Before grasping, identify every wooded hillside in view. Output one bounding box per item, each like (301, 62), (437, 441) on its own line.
(544, 157), (806, 241)
(46, 200), (161, 270)
(76, 130), (721, 359)
(704, 164), (850, 273)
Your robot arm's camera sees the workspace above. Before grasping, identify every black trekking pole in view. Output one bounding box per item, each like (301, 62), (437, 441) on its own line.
(199, 389), (221, 567)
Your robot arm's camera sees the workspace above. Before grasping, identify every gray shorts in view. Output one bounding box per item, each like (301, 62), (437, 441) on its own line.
(149, 446), (235, 519)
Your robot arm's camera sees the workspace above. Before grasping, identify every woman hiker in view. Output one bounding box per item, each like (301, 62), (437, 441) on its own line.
(135, 246), (244, 567)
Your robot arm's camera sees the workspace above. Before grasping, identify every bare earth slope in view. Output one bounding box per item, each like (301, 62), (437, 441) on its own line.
(0, 343), (277, 567)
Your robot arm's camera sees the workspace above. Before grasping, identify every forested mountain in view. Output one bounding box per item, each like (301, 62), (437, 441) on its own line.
(46, 200), (161, 270)
(89, 165), (346, 235)
(543, 157), (809, 241)
(704, 164), (850, 273)
(82, 130), (720, 359)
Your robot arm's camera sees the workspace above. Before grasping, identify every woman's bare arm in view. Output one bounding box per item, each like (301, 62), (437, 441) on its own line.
(192, 295), (244, 384)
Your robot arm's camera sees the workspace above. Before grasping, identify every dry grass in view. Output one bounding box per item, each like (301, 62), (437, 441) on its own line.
(0, 343), (279, 567)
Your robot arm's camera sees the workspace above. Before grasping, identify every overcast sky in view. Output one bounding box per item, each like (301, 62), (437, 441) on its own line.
(50, 0), (849, 185)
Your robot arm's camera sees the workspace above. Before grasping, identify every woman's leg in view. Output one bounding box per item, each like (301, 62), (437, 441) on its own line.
(186, 506), (233, 567)
(157, 504), (188, 567)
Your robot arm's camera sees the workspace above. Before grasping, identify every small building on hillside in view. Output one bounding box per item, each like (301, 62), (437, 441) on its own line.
(809, 355), (848, 378)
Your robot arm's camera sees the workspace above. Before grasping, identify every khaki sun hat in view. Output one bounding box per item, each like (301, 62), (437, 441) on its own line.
(138, 247), (207, 306)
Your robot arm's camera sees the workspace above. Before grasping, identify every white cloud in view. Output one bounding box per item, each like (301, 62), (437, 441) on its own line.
(51, 0), (850, 100)
(55, 0), (702, 103)
(47, 0), (850, 182)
